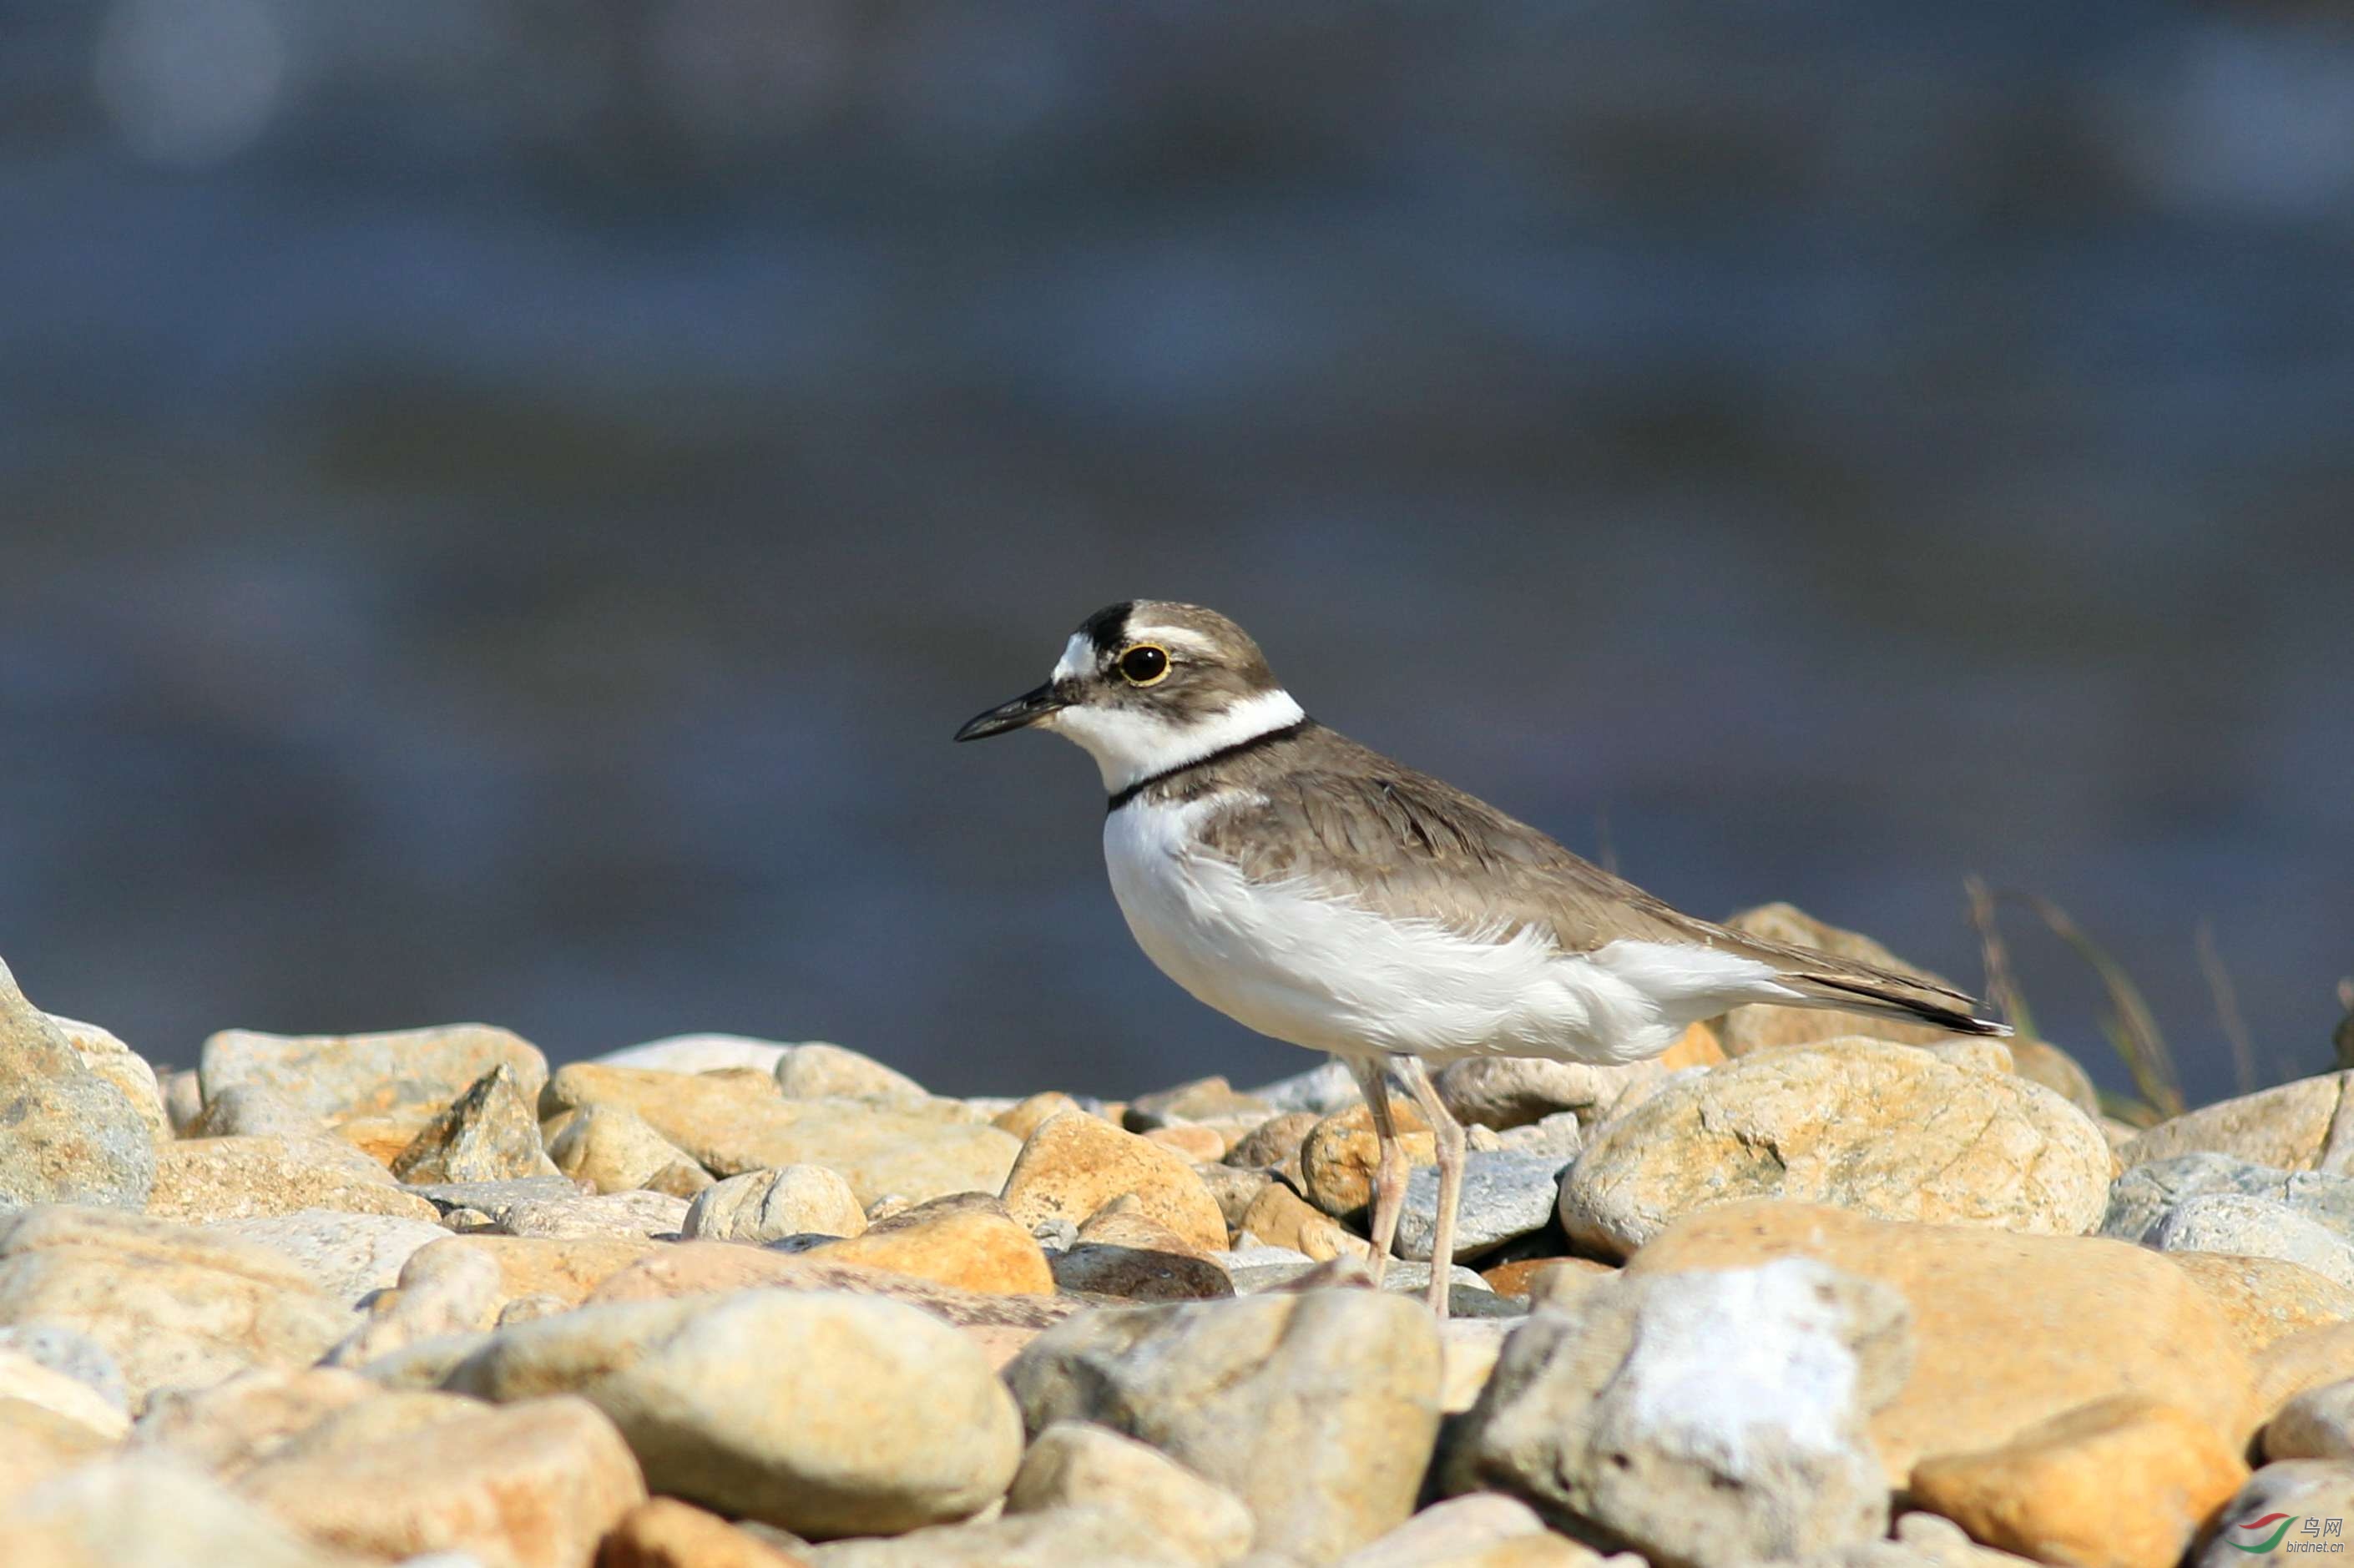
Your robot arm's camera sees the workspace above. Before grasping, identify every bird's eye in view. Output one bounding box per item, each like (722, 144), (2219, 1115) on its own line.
(1117, 643), (1171, 686)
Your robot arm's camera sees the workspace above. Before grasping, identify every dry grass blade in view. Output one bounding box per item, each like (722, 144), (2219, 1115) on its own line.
(2195, 920), (2259, 1096)
(1998, 889), (2185, 1121)
(1963, 875), (2035, 1039)
(2334, 977), (2354, 1071)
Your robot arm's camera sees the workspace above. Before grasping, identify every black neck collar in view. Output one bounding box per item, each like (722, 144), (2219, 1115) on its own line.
(1106, 718), (1311, 814)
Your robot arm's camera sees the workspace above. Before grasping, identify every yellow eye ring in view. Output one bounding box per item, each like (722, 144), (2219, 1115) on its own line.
(1117, 643), (1172, 686)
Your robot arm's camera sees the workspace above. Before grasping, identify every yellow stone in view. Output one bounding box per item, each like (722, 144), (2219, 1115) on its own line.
(1909, 1395), (2247, 1568)
(1240, 1181), (1367, 1262)
(2170, 1252), (2354, 1358)
(599, 1497), (812, 1567)
(1298, 1102), (1436, 1220)
(999, 1112), (1227, 1253)
(1626, 1200), (2255, 1479)
(993, 1092), (1084, 1142)
(805, 1195), (1055, 1295)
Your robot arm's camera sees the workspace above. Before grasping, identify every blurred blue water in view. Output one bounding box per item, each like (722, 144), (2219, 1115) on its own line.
(1, 1), (2348, 1106)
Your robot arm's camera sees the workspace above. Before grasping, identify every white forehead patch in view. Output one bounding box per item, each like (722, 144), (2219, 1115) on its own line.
(1050, 632), (1096, 683)
(1053, 624), (1220, 684)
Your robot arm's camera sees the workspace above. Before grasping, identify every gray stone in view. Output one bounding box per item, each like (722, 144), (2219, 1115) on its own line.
(161, 1069), (205, 1137)
(2123, 1074), (2354, 1175)
(1, 1459), (348, 1567)
(683, 1164), (868, 1244)
(48, 1014), (171, 1147)
(149, 1134), (439, 1224)
(2266, 1379), (2354, 1463)
(323, 1238), (503, 1368)
(775, 1041), (930, 1102)
(447, 1288), (1023, 1538)
(2194, 1464), (2354, 1568)
(1334, 1493), (1573, 1568)
(209, 1209), (452, 1304)
(231, 1393), (645, 1568)
(1049, 1241), (1235, 1302)
(1442, 1258), (1912, 1568)
(2005, 1042), (2104, 1121)
(1887, 1510), (2048, 1568)
(1126, 1075), (1275, 1129)
(0, 957), (156, 1213)
(128, 1364), (386, 1477)
(1495, 1112), (1587, 1158)
(592, 1032), (793, 1074)
(1921, 1037), (2016, 1076)
(403, 1176), (581, 1220)
(1559, 1038), (2110, 1258)
(2103, 1153), (2354, 1245)
(1003, 1288), (1445, 1562)
(1194, 1162), (1275, 1233)
(187, 1084), (321, 1140)
(1005, 1421), (1256, 1565)
(0, 1323), (129, 1411)
(1222, 1112), (1321, 1176)
(1429, 1318), (1511, 1417)
(1438, 1056), (1669, 1132)
(495, 1293), (568, 1325)
(803, 1504), (1210, 1567)
(390, 1062), (559, 1184)
(547, 1102), (710, 1196)
(732, 1521), (816, 1558)
(0, 1207), (356, 1407)
(348, 1331), (494, 1390)
(1397, 1150), (1573, 1263)
(1776, 1510), (2045, 1568)
(2151, 1193), (2354, 1286)
(1028, 1216), (1082, 1251)
(1245, 1058), (1363, 1116)
(0, 1346), (129, 1439)
(200, 1023), (548, 1125)
(543, 1064), (1018, 1202)
(495, 1188), (690, 1241)
(812, 1117), (1023, 1205)
(1224, 1256), (1516, 1316)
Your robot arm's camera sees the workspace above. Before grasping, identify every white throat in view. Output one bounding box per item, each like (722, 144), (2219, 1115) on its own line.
(1048, 687), (1306, 794)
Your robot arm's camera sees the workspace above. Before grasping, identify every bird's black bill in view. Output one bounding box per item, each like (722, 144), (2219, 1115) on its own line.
(953, 682), (1068, 742)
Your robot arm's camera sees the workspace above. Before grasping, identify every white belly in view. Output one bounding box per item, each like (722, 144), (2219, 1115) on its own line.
(1103, 795), (1789, 1066)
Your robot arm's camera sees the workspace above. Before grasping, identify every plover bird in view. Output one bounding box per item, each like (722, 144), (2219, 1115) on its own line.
(957, 600), (2007, 1316)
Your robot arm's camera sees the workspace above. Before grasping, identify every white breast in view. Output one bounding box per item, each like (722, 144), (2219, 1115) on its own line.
(1102, 794), (1797, 1066)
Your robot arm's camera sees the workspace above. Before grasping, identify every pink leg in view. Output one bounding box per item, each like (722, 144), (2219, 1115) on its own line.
(1392, 1056), (1464, 1319)
(1347, 1056), (1407, 1289)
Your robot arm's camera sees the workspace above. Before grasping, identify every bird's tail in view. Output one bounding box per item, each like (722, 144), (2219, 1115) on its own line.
(1712, 918), (2013, 1036)
(1768, 967), (2012, 1037)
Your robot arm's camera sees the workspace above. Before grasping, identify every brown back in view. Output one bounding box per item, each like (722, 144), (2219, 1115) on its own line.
(1161, 722), (1979, 1013)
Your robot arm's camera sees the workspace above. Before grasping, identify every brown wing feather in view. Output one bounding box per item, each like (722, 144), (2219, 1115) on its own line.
(1190, 726), (1734, 951)
(1186, 724), (1986, 1017)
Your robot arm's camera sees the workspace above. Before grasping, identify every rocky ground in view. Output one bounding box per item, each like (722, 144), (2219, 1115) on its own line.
(0, 904), (2346, 1568)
